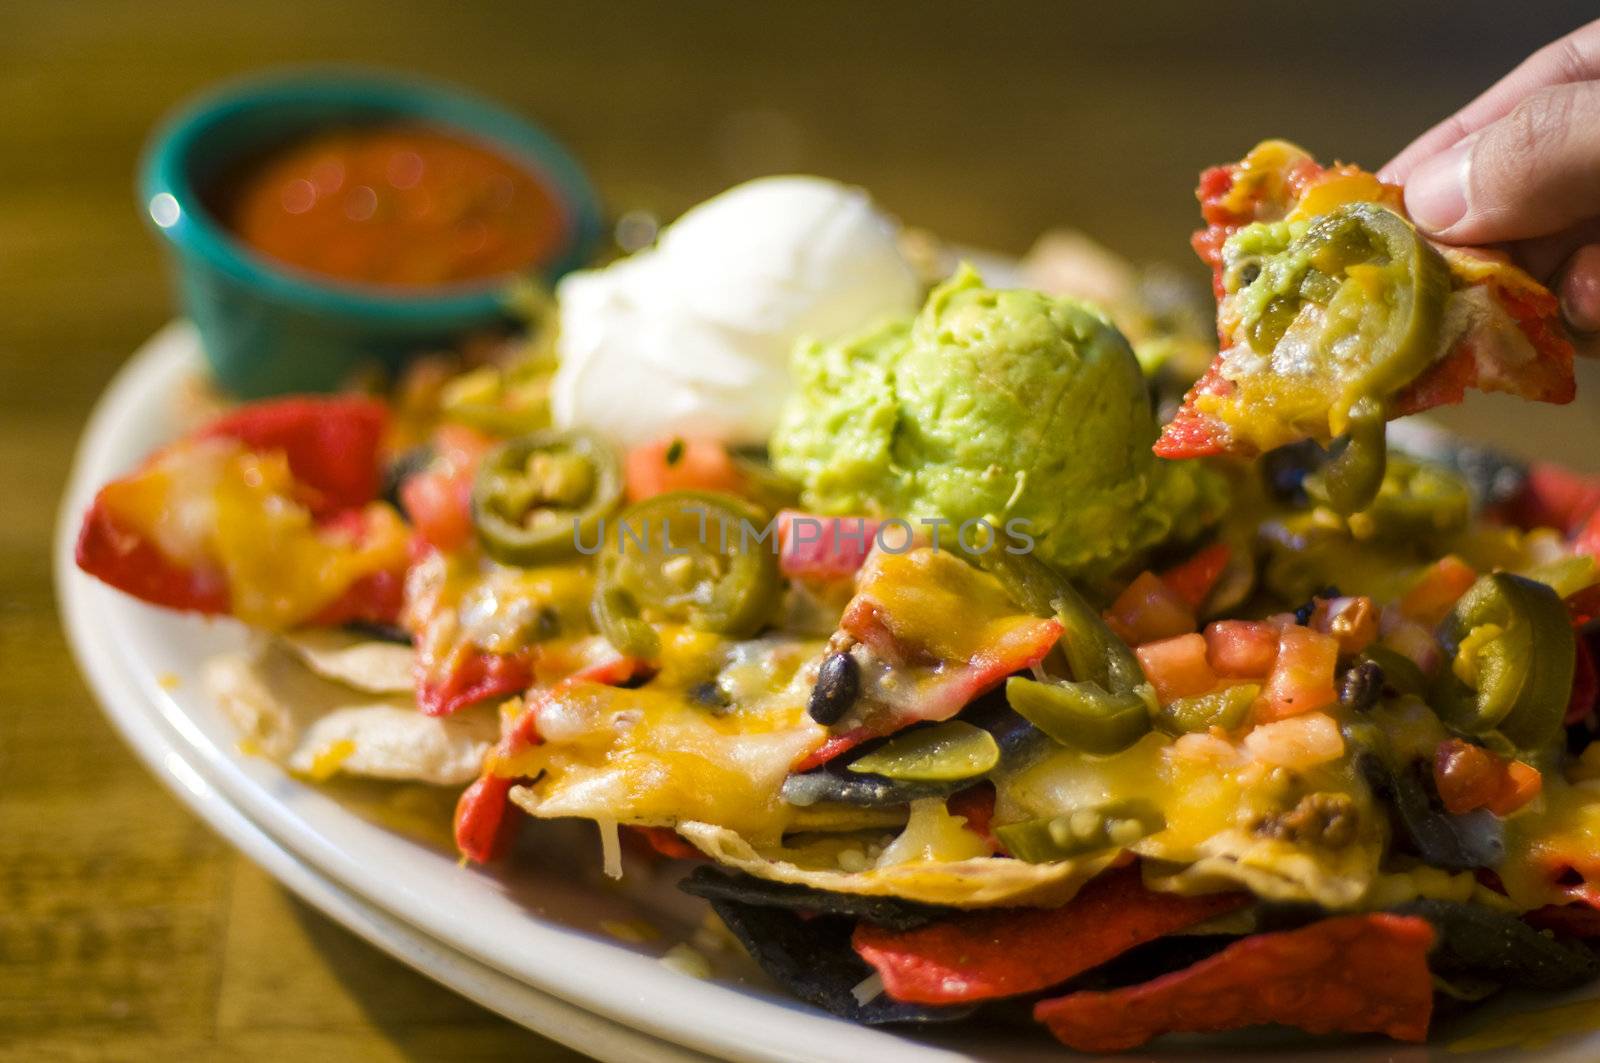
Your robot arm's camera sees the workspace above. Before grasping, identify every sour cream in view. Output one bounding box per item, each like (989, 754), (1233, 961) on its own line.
(551, 175), (920, 448)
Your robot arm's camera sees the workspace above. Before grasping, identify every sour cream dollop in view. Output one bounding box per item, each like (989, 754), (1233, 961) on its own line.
(551, 175), (920, 448)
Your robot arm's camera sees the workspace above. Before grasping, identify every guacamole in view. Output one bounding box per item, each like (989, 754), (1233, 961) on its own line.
(771, 266), (1224, 576)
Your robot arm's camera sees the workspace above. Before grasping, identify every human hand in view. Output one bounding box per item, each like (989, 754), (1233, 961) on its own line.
(1382, 19), (1600, 351)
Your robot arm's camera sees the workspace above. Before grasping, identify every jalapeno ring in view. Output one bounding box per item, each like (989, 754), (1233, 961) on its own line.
(595, 490), (781, 643)
(472, 430), (622, 566)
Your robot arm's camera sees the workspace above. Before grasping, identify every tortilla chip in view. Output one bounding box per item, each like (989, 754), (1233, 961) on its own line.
(852, 865), (1249, 1004)
(675, 820), (1118, 908)
(707, 899), (974, 1025)
(1034, 914), (1436, 1051)
(680, 866), (950, 931)
(280, 629), (414, 694)
(1139, 827), (1380, 909)
(206, 641), (496, 785)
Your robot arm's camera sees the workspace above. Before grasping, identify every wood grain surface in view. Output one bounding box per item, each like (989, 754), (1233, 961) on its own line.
(3, 3), (1597, 1060)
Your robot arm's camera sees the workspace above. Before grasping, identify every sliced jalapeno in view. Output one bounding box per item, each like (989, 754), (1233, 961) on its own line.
(441, 364), (553, 435)
(592, 582), (661, 661)
(1434, 572), (1575, 750)
(596, 491), (780, 641)
(1157, 684), (1259, 735)
(1006, 677), (1152, 754)
(847, 721), (1000, 783)
(1355, 644), (1427, 698)
(977, 551), (1145, 695)
(996, 798), (1166, 863)
(473, 430), (622, 566)
(1307, 396), (1387, 516)
(1217, 202), (1450, 469)
(1312, 449), (1472, 532)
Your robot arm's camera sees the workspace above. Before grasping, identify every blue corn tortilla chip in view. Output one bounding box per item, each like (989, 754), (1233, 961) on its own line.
(1395, 898), (1600, 990)
(680, 866), (949, 932)
(781, 694), (1043, 809)
(707, 898), (975, 1025)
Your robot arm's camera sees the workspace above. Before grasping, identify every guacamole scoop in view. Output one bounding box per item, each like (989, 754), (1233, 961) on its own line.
(771, 266), (1222, 576)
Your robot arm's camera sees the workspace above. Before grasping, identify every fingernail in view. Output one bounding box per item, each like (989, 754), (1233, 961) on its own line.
(1404, 138), (1471, 233)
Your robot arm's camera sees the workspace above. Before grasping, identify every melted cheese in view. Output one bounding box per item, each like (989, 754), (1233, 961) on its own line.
(995, 730), (1385, 907)
(100, 439), (410, 628)
(504, 627), (827, 842)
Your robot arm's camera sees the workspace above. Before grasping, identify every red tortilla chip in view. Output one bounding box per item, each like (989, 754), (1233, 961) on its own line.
(852, 866), (1248, 1004)
(453, 773), (516, 864)
(1158, 144), (1575, 461)
(1033, 913), (1436, 1051)
(198, 396), (388, 516)
(418, 650), (533, 717)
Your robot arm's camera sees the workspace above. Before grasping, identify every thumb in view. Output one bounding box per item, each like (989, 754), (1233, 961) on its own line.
(1405, 80), (1600, 245)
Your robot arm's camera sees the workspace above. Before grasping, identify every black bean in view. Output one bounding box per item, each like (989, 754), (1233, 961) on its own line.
(1293, 585), (1340, 626)
(687, 681), (729, 711)
(382, 444), (434, 517)
(808, 651), (860, 725)
(1260, 440), (1326, 506)
(1339, 660), (1384, 712)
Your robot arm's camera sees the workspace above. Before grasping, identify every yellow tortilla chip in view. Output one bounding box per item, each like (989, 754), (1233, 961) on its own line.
(673, 820), (1119, 908)
(1139, 828), (1381, 910)
(207, 641), (494, 785)
(279, 629), (414, 694)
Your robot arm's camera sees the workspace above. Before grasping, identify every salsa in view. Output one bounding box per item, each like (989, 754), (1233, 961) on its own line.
(208, 124), (568, 288)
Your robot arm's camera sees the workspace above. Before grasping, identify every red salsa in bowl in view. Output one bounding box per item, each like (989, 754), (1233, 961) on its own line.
(207, 124), (569, 289)
(140, 70), (600, 396)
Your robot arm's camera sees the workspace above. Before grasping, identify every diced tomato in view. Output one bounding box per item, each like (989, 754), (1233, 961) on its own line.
(1434, 738), (1543, 817)
(400, 424), (492, 554)
(1312, 595), (1378, 655)
(1379, 606), (1443, 674)
(454, 774), (517, 864)
(1106, 571), (1196, 645)
(1159, 543), (1232, 611)
(1488, 760), (1543, 817)
(777, 510), (879, 580)
(1399, 555), (1477, 626)
(1136, 633), (1217, 704)
(624, 436), (745, 502)
(1434, 739), (1505, 815)
(199, 396), (389, 517)
(1256, 626), (1339, 721)
(1204, 620), (1279, 679)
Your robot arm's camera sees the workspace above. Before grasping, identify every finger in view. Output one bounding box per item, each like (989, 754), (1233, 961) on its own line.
(1404, 81), (1600, 244)
(1381, 18), (1600, 182)
(1509, 218), (1600, 283)
(1559, 244), (1600, 343)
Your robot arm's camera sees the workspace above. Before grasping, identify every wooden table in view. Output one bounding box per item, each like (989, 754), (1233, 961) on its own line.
(3, 3), (1597, 1059)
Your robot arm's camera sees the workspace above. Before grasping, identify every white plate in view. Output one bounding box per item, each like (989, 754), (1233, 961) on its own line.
(66, 576), (710, 1063)
(55, 323), (1600, 1061)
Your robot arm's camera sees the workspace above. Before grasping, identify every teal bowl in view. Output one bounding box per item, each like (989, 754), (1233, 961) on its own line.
(138, 69), (602, 397)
